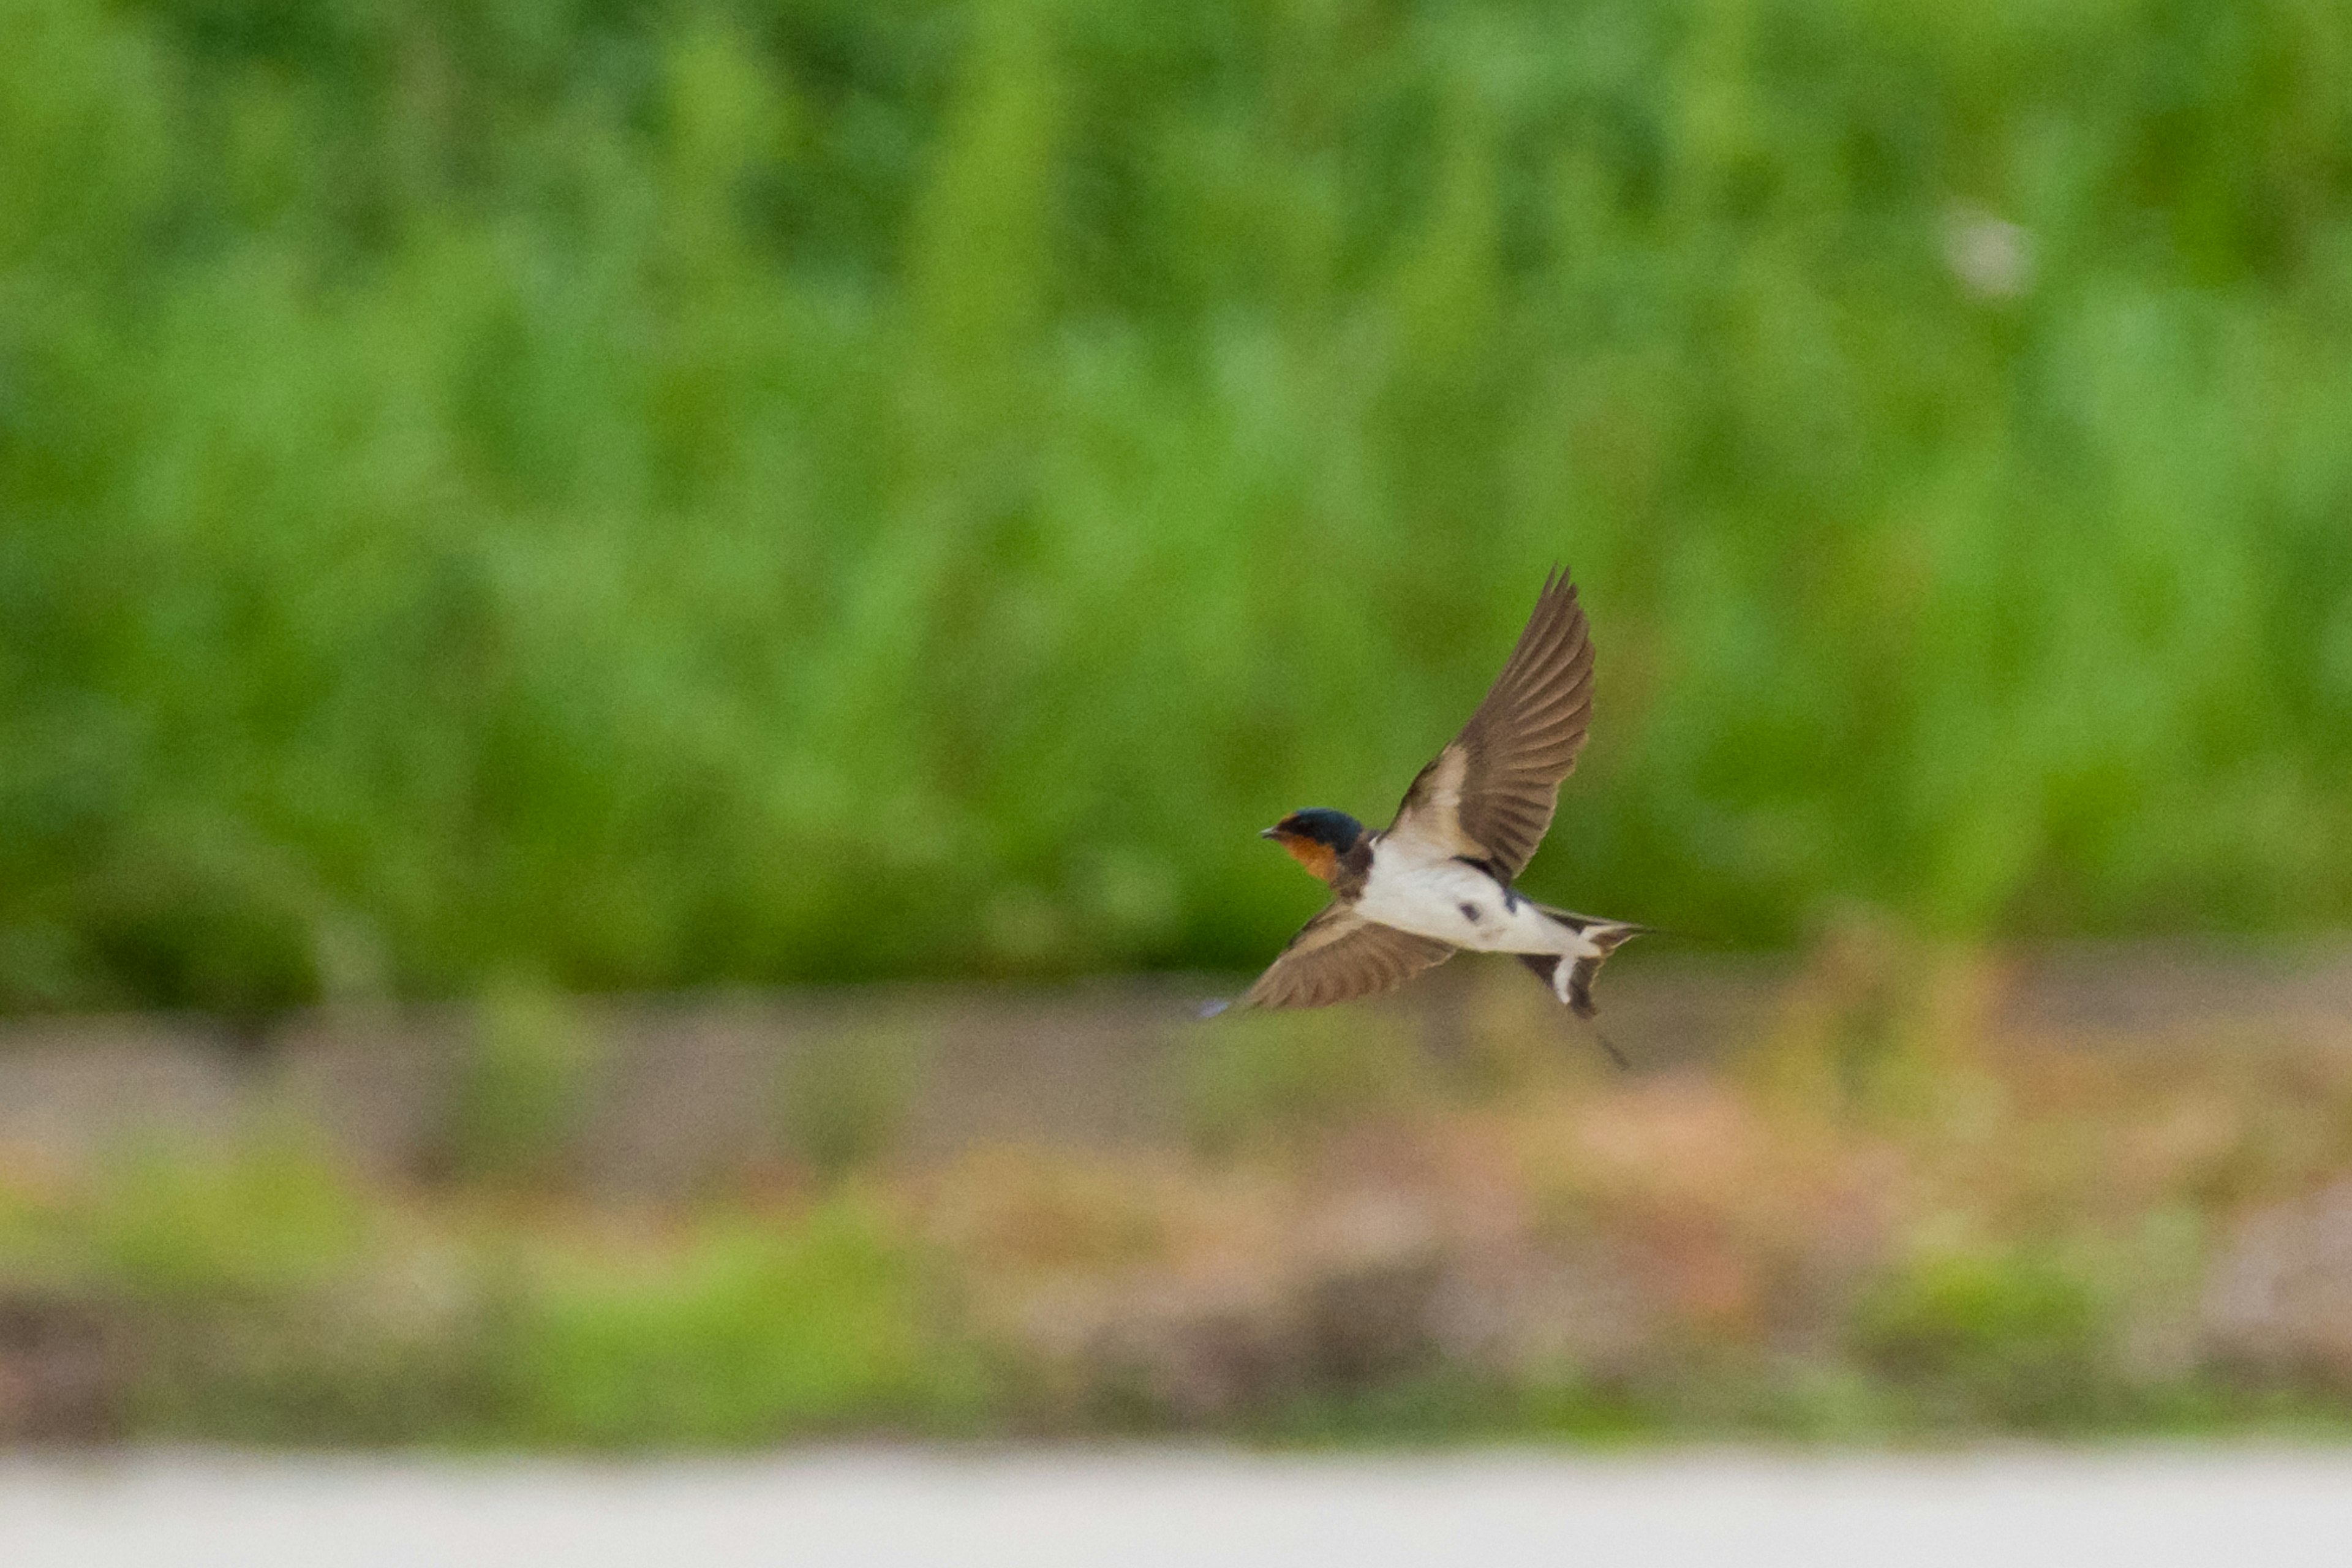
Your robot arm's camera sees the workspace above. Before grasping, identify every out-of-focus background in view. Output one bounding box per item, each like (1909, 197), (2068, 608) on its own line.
(5, 0), (2352, 1461)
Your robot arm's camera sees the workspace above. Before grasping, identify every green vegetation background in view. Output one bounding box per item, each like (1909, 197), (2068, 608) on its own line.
(5, 0), (2351, 1013)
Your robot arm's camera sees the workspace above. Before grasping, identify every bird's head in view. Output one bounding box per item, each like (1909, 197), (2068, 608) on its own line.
(1259, 808), (1366, 884)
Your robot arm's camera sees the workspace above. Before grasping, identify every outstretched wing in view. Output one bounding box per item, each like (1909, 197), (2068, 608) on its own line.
(1384, 565), (1595, 881)
(1243, 905), (1455, 1011)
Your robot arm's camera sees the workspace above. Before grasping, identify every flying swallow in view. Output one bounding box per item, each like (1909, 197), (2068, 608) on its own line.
(1244, 567), (1644, 1049)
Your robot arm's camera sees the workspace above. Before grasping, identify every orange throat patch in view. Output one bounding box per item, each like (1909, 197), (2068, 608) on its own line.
(1275, 835), (1340, 884)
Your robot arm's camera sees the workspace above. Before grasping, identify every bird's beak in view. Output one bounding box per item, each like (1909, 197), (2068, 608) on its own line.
(1259, 826), (1284, 841)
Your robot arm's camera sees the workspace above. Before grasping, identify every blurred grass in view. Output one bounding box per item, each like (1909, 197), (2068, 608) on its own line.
(440, 976), (603, 1186)
(782, 1016), (929, 1178)
(4, 0), (2352, 1011)
(502, 1202), (990, 1445)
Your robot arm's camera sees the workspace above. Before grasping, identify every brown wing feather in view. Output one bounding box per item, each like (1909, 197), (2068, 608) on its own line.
(1386, 565), (1596, 880)
(1244, 905), (1456, 1011)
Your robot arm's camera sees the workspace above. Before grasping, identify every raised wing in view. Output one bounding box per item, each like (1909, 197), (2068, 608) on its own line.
(1243, 905), (1455, 1011)
(1385, 565), (1595, 880)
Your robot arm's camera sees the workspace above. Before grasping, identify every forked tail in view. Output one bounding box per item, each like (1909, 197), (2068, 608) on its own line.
(1515, 915), (1646, 1019)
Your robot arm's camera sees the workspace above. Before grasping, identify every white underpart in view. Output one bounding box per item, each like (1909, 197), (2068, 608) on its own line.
(1352, 840), (1599, 961)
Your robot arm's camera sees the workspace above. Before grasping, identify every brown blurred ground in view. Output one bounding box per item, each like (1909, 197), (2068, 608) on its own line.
(3, 941), (2346, 1193)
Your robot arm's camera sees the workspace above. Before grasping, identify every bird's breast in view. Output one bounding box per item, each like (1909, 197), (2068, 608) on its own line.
(1354, 851), (1556, 952)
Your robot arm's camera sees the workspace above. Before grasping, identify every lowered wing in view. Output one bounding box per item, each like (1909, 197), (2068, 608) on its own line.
(1243, 904), (1455, 1011)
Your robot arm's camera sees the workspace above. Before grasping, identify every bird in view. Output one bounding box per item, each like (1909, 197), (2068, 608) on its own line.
(1241, 565), (1645, 1057)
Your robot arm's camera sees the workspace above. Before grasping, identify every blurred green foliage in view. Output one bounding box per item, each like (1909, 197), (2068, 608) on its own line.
(440, 976), (601, 1184)
(504, 1204), (984, 1444)
(4, 0), (2351, 1011)
(0, 1149), (986, 1444)
(0, 1139), (369, 1301)
(781, 1019), (927, 1178)
(1856, 1242), (2115, 1428)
